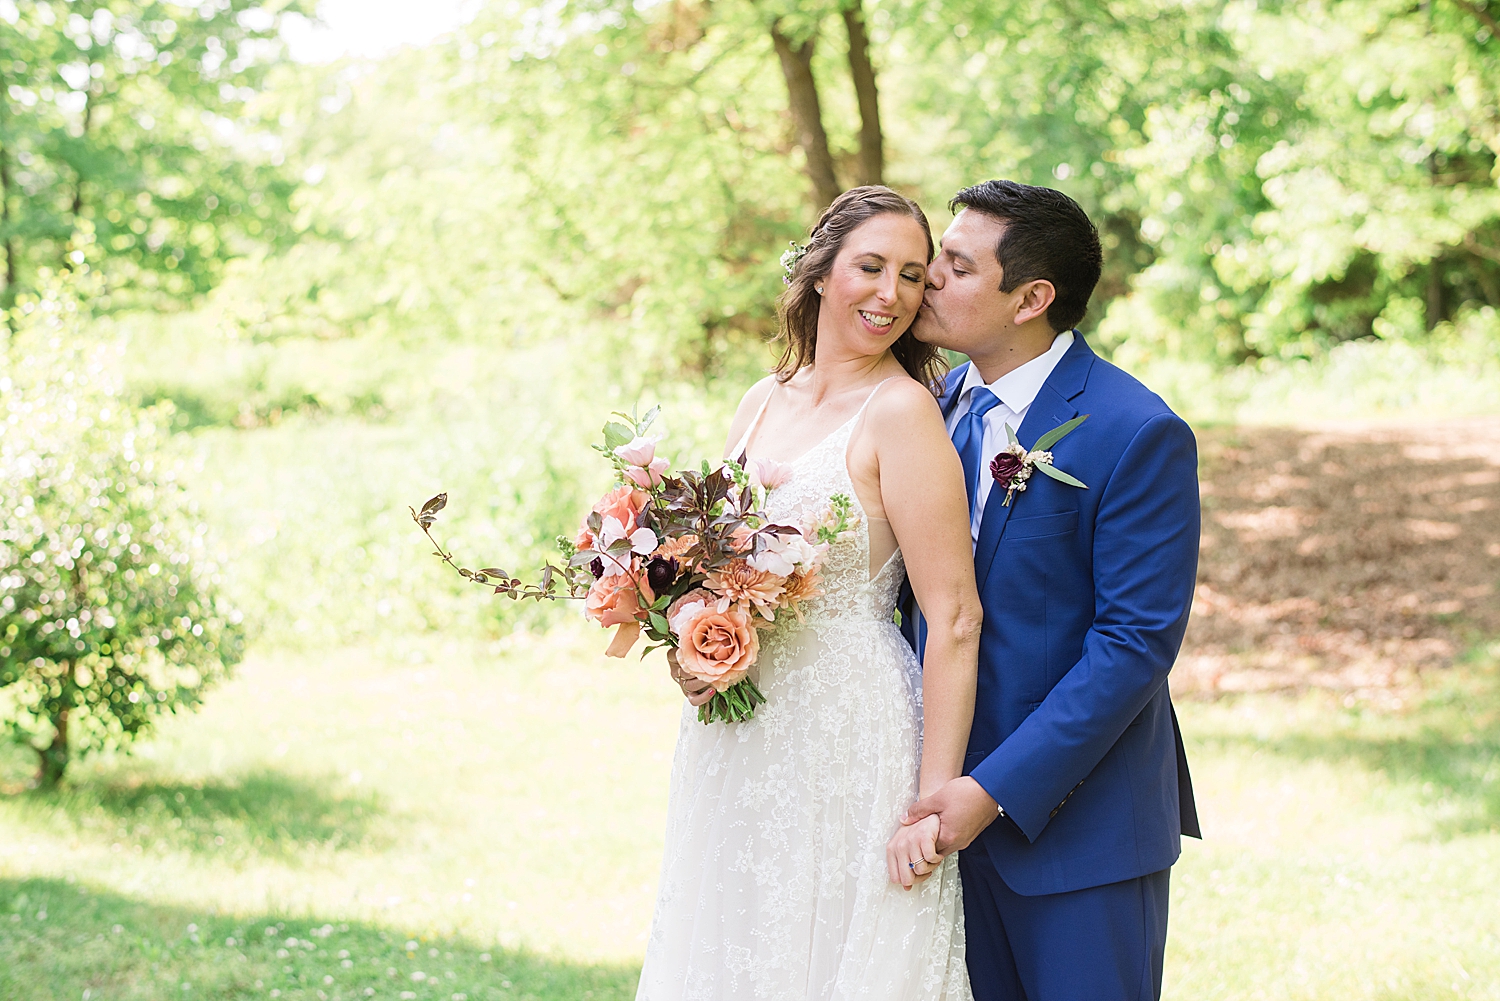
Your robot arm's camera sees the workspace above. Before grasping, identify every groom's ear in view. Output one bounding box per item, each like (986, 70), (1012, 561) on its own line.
(1013, 279), (1056, 328)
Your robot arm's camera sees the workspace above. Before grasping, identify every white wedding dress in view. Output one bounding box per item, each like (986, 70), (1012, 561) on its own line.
(636, 385), (971, 1001)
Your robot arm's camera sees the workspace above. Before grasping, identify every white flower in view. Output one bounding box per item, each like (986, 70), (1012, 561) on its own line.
(613, 435), (658, 466)
(595, 516), (658, 575)
(748, 532), (821, 577)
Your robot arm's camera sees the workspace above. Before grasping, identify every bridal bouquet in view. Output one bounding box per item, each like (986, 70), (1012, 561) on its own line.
(413, 407), (854, 724)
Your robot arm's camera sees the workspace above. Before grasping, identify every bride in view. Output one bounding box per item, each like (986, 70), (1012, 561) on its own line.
(636, 186), (983, 1000)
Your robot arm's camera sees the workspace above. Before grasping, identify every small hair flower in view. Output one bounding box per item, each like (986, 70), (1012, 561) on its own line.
(780, 240), (811, 285)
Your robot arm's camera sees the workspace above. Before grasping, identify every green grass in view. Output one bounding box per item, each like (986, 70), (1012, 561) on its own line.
(2, 631), (1498, 1000)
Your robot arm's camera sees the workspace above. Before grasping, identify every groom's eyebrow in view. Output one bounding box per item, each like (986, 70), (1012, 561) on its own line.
(939, 244), (978, 267)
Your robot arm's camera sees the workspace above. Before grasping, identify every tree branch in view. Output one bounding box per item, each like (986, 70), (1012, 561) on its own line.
(842, 1), (883, 187)
(767, 20), (842, 210)
(1451, 0), (1500, 37)
(1463, 232), (1500, 262)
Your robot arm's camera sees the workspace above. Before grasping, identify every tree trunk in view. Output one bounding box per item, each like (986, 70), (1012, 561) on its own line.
(37, 705), (69, 789)
(64, 89), (94, 269)
(0, 69), (15, 324)
(841, 1), (883, 187)
(768, 21), (842, 211)
(0, 142), (14, 322)
(1426, 258), (1444, 330)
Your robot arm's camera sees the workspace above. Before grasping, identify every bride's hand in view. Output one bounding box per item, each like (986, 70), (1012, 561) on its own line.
(885, 812), (943, 890)
(667, 649), (716, 707)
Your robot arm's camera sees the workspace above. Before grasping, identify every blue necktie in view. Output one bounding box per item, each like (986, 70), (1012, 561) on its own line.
(952, 388), (1001, 519)
(913, 387), (1000, 663)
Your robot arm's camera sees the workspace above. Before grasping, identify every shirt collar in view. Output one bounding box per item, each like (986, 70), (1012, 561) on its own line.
(958, 329), (1075, 414)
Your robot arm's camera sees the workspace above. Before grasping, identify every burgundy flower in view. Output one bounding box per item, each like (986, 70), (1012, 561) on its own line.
(646, 556), (679, 594)
(990, 450), (1026, 487)
(589, 556), (605, 579)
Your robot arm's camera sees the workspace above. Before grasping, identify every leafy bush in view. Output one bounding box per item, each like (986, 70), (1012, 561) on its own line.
(0, 280), (243, 786)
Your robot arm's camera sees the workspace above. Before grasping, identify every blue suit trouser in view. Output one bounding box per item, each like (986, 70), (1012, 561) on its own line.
(959, 848), (1170, 1001)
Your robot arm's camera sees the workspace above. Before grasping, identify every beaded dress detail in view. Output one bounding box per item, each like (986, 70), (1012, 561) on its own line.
(635, 384), (971, 1001)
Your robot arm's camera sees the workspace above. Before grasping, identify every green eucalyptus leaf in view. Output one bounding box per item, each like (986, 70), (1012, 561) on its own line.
(1033, 414), (1090, 452)
(1032, 461), (1087, 488)
(603, 421), (635, 450)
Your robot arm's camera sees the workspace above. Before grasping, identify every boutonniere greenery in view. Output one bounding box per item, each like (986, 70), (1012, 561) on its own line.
(989, 415), (1090, 506)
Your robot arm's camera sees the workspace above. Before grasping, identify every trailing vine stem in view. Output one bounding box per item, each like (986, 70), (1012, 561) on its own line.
(408, 493), (590, 601)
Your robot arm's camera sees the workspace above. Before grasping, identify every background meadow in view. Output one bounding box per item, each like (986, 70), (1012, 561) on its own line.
(2, 0), (1499, 997)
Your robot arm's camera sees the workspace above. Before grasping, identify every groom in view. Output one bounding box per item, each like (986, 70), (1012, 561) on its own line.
(901, 180), (1201, 1000)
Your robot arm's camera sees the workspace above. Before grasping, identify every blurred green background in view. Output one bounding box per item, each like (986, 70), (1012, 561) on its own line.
(2, 0), (1498, 998)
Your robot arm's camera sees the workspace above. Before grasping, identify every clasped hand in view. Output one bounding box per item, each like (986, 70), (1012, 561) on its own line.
(669, 653), (1000, 888)
(667, 649), (716, 707)
(885, 776), (1001, 887)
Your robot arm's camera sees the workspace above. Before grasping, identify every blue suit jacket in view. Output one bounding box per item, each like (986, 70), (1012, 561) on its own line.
(902, 334), (1201, 896)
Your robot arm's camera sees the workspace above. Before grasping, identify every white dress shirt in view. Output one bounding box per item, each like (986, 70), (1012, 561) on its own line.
(945, 330), (1075, 544)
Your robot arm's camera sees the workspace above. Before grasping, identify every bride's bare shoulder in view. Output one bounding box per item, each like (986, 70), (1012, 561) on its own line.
(724, 374), (779, 455)
(866, 374), (945, 429)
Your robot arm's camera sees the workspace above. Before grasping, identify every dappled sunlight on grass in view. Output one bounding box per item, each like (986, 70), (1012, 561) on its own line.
(0, 767), (393, 864)
(1169, 646), (1500, 999)
(2, 629), (1497, 998)
(0, 627), (680, 975)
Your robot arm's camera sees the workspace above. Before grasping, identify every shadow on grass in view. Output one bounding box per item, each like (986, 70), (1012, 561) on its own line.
(1, 758), (395, 863)
(0, 875), (639, 1001)
(1200, 652), (1500, 838)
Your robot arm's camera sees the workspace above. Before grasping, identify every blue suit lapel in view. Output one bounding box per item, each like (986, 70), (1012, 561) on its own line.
(973, 335), (1095, 589)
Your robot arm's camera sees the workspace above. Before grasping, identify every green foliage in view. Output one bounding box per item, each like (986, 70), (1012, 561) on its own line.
(0, 0), (310, 311)
(0, 277), (244, 785)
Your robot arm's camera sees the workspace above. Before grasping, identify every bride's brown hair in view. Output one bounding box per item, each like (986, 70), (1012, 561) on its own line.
(774, 185), (947, 393)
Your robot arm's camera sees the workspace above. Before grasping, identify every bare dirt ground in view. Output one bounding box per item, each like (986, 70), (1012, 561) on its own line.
(1173, 417), (1500, 703)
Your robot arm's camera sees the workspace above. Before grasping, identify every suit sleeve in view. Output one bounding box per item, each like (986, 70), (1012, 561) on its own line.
(969, 412), (1201, 842)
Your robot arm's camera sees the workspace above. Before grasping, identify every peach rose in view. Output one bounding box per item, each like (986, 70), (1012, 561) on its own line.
(585, 572), (652, 627)
(667, 587), (714, 623)
(574, 525), (597, 552)
(585, 572), (655, 658)
(670, 598), (760, 693)
(593, 484), (649, 531)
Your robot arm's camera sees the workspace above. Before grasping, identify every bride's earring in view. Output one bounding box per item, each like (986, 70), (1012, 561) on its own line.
(815, 285), (824, 295)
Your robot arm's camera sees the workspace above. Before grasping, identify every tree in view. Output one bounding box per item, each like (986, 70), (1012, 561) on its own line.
(758, 0), (884, 208)
(0, 277), (244, 787)
(0, 0), (309, 315)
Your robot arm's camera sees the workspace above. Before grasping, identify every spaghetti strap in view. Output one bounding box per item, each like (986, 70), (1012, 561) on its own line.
(853, 377), (898, 422)
(729, 381), (776, 459)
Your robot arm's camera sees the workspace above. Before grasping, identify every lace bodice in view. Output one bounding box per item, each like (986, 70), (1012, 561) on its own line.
(760, 410), (906, 629)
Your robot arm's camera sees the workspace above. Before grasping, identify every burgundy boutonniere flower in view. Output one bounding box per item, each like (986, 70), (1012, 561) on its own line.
(990, 416), (1092, 506)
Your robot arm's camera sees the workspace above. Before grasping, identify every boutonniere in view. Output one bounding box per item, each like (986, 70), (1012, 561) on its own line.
(989, 415), (1090, 506)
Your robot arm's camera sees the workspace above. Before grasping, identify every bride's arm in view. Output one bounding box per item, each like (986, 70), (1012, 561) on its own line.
(866, 381), (983, 799)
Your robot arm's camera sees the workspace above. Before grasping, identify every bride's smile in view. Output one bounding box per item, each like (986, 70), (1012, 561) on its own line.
(816, 212), (930, 356)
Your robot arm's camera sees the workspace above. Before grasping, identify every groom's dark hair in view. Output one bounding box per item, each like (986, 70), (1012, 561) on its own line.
(950, 180), (1102, 333)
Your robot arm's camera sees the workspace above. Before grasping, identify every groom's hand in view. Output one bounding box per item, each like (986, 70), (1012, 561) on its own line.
(903, 777), (1000, 856)
(667, 649), (716, 707)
